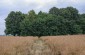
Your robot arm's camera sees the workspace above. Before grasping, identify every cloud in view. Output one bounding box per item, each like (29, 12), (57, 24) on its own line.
(0, 0), (85, 35)
(0, 15), (5, 35)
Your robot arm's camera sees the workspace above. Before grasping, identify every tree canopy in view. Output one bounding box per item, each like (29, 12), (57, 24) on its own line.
(5, 6), (85, 37)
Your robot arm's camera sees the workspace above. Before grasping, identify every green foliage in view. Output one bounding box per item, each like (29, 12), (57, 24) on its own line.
(49, 7), (60, 16)
(59, 7), (79, 20)
(76, 15), (85, 34)
(5, 11), (25, 36)
(5, 7), (85, 37)
(20, 10), (37, 36)
(65, 20), (82, 34)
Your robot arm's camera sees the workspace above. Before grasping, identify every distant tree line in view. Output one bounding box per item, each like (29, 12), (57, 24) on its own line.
(5, 7), (85, 37)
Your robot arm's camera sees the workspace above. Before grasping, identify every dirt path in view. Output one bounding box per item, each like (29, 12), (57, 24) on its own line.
(30, 38), (51, 55)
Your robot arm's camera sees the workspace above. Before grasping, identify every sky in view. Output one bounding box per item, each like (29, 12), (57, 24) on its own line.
(0, 0), (85, 35)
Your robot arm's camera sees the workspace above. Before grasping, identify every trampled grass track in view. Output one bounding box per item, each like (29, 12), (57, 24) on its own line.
(30, 38), (52, 55)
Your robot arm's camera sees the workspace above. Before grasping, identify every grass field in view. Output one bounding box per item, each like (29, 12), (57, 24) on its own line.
(0, 35), (85, 55)
(41, 35), (85, 55)
(0, 36), (38, 55)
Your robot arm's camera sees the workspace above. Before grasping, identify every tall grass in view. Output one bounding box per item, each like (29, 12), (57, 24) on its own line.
(41, 35), (85, 55)
(0, 35), (85, 55)
(0, 36), (38, 55)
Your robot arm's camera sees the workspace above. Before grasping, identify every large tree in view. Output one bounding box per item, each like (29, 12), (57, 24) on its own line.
(59, 7), (79, 20)
(20, 10), (37, 36)
(5, 11), (25, 36)
(77, 14), (85, 34)
(5, 7), (85, 37)
(49, 7), (60, 16)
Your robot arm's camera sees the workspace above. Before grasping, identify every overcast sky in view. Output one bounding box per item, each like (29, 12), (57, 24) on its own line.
(0, 0), (85, 35)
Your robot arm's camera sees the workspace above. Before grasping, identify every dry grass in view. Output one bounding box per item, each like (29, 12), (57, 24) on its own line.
(41, 35), (85, 55)
(0, 36), (38, 55)
(0, 35), (85, 55)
